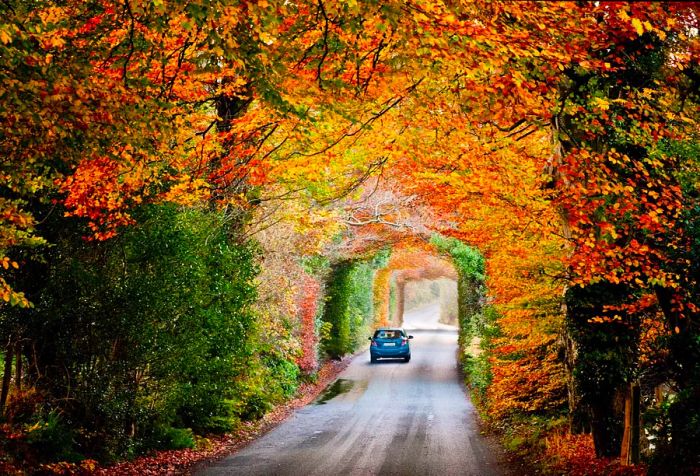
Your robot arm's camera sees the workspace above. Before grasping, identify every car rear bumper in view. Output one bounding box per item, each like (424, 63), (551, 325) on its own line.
(371, 348), (410, 358)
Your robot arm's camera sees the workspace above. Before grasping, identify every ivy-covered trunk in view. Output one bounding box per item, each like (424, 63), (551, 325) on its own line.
(565, 283), (640, 458)
(558, 321), (588, 435)
(655, 277), (700, 470)
(456, 274), (483, 332)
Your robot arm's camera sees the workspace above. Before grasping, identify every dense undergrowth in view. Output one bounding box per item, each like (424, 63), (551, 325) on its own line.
(1, 205), (293, 465)
(0, 205), (394, 472)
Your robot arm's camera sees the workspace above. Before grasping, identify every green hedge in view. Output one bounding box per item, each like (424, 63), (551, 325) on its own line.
(321, 250), (389, 359)
(19, 204), (264, 460)
(430, 235), (485, 330)
(430, 235), (495, 408)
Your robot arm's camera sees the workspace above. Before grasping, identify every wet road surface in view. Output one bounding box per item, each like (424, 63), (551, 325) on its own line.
(197, 324), (511, 476)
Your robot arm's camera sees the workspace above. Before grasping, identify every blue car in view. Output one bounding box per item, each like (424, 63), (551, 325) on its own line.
(369, 328), (413, 363)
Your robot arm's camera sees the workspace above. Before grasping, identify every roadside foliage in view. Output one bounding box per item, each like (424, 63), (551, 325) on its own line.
(0, 0), (698, 474)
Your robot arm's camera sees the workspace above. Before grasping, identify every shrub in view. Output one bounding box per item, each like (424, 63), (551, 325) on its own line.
(151, 427), (195, 450)
(25, 411), (81, 462)
(22, 204), (260, 458)
(4, 387), (44, 424)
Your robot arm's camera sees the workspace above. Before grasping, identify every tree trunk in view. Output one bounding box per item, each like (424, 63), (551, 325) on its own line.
(395, 281), (405, 326)
(212, 83), (254, 233)
(14, 343), (21, 390)
(558, 323), (588, 433)
(590, 391), (625, 458)
(547, 120), (590, 433)
(373, 268), (392, 327)
(565, 283), (637, 458)
(621, 382), (640, 465)
(0, 345), (13, 413)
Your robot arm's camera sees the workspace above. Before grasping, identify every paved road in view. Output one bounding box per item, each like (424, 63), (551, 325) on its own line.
(402, 302), (455, 330)
(197, 317), (511, 476)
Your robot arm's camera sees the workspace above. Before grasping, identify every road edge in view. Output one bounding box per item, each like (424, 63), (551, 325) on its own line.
(185, 354), (358, 475)
(455, 347), (538, 476)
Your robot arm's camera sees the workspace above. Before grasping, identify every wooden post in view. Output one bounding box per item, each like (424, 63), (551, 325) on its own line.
(621, 382), (641, 466)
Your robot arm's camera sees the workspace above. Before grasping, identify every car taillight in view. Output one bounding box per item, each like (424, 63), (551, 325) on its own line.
(371, 340), (378, 347)
(401, 338), (408, 346)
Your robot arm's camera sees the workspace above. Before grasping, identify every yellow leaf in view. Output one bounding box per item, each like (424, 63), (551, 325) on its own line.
(0, 29), (12, 45)
(414, 12), (429, 23)
(631, 18), (644, 36)
(592, 97), (610, 111)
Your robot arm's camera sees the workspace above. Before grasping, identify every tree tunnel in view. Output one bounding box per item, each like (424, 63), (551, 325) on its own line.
(319, 236), (486, 360)
(1, 1), (698, 472)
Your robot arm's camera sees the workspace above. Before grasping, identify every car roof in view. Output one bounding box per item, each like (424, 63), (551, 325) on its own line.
(376, 327), (404, 331)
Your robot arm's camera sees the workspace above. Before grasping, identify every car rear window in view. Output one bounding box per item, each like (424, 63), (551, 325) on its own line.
(373, 330), (404, 339)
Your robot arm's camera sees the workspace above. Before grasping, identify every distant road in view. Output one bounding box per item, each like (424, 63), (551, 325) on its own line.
(197, 308), (512, 476)
(402, 302), (456, 330)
